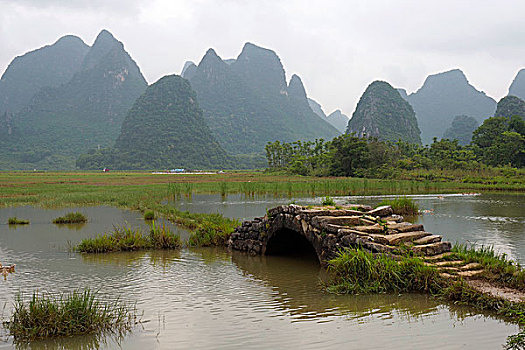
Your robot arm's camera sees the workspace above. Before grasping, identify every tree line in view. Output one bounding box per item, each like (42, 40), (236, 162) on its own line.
(265, 115), (525, 177)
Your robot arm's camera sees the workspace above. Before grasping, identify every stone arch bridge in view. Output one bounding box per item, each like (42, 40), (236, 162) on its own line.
(229, 204), (451, 265)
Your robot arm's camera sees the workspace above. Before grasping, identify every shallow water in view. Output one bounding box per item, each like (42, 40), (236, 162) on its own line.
(0, 195), (522, 349)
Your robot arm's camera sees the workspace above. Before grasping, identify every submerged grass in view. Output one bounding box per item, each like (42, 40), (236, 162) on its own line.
(53, 212), (87, 224)
(3, 289), (135, 341)
(76, 222), (182, 253)
(7, 217), (29, 225)
(378, 197), (419, 216)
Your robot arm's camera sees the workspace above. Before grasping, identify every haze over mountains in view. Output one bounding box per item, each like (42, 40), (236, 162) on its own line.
(406, 69), (496, 145)
(0, 30), (147, 169)
(1, 30), (525, 170)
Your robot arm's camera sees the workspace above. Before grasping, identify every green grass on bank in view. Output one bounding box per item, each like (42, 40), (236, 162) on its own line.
(3, 289), (135, 341)
(325, 247), (525, 349)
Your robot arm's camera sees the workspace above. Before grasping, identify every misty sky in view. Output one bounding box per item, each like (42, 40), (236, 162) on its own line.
(1, 0), (525, 116)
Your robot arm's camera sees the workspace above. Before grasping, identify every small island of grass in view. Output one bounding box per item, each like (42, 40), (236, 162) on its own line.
(7, 217), (30, 225)
(76, 222), (181, 253)
(53, 212), (87, 224)
(3, 289), (135, 341)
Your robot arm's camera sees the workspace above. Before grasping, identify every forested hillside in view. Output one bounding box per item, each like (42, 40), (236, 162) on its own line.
(347, 81), (421, 144)
(0, 30), (147, 169)
(77, 75), (230, 169)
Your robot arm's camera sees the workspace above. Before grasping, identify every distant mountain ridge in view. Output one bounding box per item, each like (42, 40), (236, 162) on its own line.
(347, 80), (421, 144)
(326, 110), (349, 133)
(0, 35), (89, 115)
(508, 69), (525, 101)
(407, 69), (496, 144)
(183, 42), (339, 154)
(0, 29), (147, 169)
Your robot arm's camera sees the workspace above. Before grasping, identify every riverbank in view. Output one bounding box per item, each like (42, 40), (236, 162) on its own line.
(1, 170), (523, 208)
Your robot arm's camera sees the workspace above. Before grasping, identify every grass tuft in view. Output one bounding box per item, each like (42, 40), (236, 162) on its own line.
(76, 223), (181, 253)
(53, 212), (87, 224)
(7, 217), (30, 225)
(143, 210), (155, 220)
(321, 196), (336, 206)
(3, 289), (135, 341)
(378, 197), (419, 216)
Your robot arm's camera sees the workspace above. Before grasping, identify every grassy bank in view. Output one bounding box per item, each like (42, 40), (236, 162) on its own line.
(3, 289), (135, 341)
(0, 171), (523, 210)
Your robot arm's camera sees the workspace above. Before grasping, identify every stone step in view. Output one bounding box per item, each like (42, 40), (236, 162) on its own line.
(458, 270), (484, 277)
(301, 209), (367, 217)
(351, 225), (384, 234)
(433, 260), (464, 267)
(314, 216), (362, 227)
(366, 205), (393, 217)
(338, 228), (372, 237)
(424, 252), (455, 261)
(460, 262), (483, 271)
(413, 235), (442, 245)
(385, 231), (432, 245)
(411, 241), (452, 256)
(387, 223), (424, 233)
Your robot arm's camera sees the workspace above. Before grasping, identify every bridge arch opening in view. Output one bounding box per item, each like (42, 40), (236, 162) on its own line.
(265, 228), (319, 263)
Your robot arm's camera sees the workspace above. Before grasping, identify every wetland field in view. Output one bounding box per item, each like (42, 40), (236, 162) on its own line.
(0, 172), (524, 349)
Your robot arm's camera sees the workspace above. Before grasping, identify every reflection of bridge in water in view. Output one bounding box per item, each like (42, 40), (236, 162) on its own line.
(229, 204), (452, 264)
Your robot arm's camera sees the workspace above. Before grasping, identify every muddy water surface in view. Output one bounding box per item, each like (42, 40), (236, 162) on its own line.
(0, 195), (522, 349)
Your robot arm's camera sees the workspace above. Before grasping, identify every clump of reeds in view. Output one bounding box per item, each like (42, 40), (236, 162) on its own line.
(143, 210), (155, 220)
(3, 289), (135, 341)
(321, 196), (336, 206)
(53, 212), (87, 224)
(378, 197), (419, 216)
(326, 248), (443, 294)
(188, 214), (237, 247)
(7, 217), (30, 225)
(76, 223), (181, 253)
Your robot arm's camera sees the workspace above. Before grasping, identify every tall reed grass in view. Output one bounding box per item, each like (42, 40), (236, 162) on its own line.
(378, 197), (419, 216)
(3, 289), (135, 341)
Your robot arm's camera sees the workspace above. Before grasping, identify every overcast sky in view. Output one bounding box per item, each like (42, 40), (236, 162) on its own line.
(1, 0), (525, 116)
